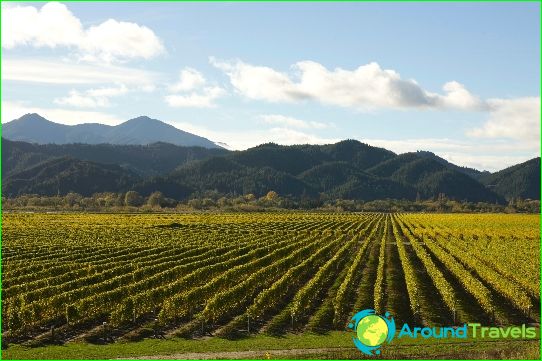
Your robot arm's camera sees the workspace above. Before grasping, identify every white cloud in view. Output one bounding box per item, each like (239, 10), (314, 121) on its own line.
(1, 2), (83, 49)
(260, 114), (330, 129)
(165, 86), (225, 108)
(86, 84), (128, 97)
(433, 81), (485, 110)
(211, 58), (539, 155)
(54, 84), (128, 108)
(467, 97), (541, 146)
(81, 19), (164, 63)
(211, 58), (486, 111)
(2, 100), (124, 125)
(2, 2), (164, 62)
(170, 121), (339, 150)
(265, 127), (339, 146)
(165, 67), (225, 108)
(169, 68), (206, 92)
(2, 58), (160, 85)
(210, 57), (303, 103)
(54, 90), (109, 108)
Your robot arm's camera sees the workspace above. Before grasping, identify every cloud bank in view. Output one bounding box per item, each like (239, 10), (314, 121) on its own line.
(211, 58), (539, 146)
(210, 58), (485, 111)
(2, 2), (164, 62)
(54, 84), (129, 108)
(260, 114), (330, 129)
(467, 97), (540, 146)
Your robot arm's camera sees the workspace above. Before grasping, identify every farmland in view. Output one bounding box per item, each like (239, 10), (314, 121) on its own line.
(1, 212), (540, 359)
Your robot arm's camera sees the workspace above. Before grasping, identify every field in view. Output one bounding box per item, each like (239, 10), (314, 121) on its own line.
(1, 212), (540, 359)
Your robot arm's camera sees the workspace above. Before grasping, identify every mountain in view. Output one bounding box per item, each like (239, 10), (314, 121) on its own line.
(367, 153), (502, 203)
(225, 140), (395, 175)
(2, 113), (222, 148)
(298, 161), (417, 200)
(479, 157), (540, 201)
(2, 138), (227, 178)
(415, 151), (491, 179)
(3, 138), (523, 204)
(133, 157), (316, 200)
(132, 141), (501, 203)
(3, 157), (140, 197)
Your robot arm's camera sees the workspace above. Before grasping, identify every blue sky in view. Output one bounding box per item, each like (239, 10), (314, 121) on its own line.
(2, 1), (540, 171)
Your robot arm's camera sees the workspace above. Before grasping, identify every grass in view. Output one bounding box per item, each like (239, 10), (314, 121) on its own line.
(2, 330), (540, 360)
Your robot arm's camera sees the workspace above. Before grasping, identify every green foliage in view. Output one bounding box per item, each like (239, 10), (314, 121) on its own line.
(2, 138), (226, 178)
(2, 212), (539, 346)
(147, 191), (166, 208)
(480, 157), (540, 201)
(125, 191), (143, 207)
(2, 157), (139, 197)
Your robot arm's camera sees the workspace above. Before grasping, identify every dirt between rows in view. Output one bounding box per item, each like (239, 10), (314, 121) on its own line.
(120, 347), (353, 359)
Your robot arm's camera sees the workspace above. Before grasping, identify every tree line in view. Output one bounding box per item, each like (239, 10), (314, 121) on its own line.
(3, 190), (539, 213)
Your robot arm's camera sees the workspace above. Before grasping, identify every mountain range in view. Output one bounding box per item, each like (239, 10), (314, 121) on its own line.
(2, 113), (222, 148)
(2, 114), (539, 203)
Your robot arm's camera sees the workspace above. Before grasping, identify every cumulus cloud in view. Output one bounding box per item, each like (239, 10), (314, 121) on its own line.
(54, 84), (128, 108)
(210, 58), (486, 111)
(165, 86), (225, 108)
(169, 68), (206, 92)
(2, 2), (164, 62)
(260, 114), (330, 129)
(467, 97), (541, 145)
(211, 58), (539, 154)
(165, 68), (225, 108)
(432, 81), (485, 110)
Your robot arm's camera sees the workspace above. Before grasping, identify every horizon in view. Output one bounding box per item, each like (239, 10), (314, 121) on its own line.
(2, 1), (540, 172)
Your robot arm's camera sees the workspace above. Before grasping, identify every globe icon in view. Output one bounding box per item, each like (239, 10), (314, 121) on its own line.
(356, 314), (388, 346)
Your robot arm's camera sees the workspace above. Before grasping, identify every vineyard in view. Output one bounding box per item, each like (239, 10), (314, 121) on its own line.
(1, 212), (540, 348)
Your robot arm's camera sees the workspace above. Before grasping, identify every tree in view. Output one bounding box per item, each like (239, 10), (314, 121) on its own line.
(124, 191), (143, 207)
(147, 191), (165, 208)
(265, 191), (278, 201)
(188, 198), (203, 209)
(217, 197), (230, 207)
(64, 192), (82, 208)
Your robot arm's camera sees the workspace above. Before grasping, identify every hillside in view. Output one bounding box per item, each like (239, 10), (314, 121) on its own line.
(2, 138), (227, 177)
(226, 141), (395, 175)
(3, 138), (532, 204)
(133, 141), (503, 203)
(367, 153), (501, 203)
(479, 157), (540, 201)
(415, 151), (491, 179)
(2, 113), (222, 148)
(3, 157), (140, 197)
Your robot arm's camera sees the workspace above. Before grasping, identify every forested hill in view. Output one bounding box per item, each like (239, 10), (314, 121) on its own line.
(3, 138), (537, 204)
(479, 157), (540, 201)
(2, 138), (227, 177)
